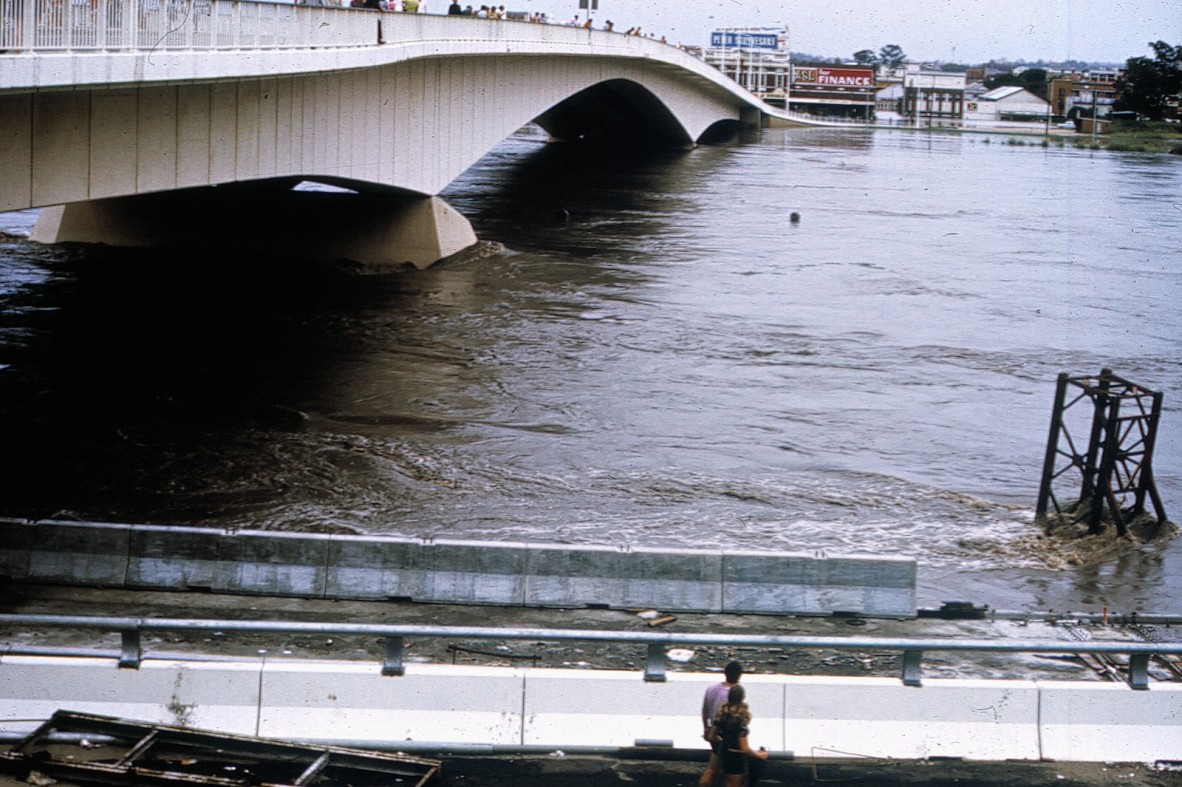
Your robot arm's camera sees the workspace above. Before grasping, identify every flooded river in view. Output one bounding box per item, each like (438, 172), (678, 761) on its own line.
(1, 125), (1179, 613)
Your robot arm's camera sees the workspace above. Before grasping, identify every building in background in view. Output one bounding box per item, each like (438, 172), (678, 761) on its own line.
(789, 64), (877, 120)
(1047, 70), (1121, 120)
(902, 67), (966, 124)
(700, 27), (792, 104)
(964, 85), (1050, 124)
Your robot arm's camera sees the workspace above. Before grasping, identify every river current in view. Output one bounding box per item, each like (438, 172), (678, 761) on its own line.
(1, 126), (1179, 613)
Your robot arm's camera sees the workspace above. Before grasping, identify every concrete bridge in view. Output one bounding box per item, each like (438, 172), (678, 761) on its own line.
(0, 0), (807, 267)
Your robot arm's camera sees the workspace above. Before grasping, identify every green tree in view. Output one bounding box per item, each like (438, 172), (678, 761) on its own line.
(1115, 41), (1182, 120)
(983, 69), (1049, 99)
(878, 44), (906, 67)
(853, 49), (879, 66)
(984, 73), (1021, 90)
(1019, 68), (1049, 99)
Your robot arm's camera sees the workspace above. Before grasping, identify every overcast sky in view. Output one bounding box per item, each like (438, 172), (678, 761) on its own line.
(493, 0), (1179, 65)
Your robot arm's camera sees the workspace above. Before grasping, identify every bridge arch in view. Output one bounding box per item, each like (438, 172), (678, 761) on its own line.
(0, 6), (787, 266)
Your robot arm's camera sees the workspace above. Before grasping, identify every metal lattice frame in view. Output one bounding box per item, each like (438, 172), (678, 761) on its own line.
(1036, 368), (1168, 536)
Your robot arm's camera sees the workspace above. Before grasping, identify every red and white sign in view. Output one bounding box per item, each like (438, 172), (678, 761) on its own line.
(795, 67), (875, 87)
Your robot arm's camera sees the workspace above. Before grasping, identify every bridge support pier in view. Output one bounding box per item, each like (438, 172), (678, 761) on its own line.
(31, 185), (478, 270)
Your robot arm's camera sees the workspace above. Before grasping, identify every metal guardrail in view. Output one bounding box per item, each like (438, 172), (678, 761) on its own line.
(1, 613), (1179, 690)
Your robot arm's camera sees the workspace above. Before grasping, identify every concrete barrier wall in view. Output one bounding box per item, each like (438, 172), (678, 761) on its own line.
(0, 656), (262, 735)
(0, 519), (916, 616)
(0, 520), (129, 585)
(786, 675), (1042, 761)
(129, 525), (331, 597)
(1038, 682), (1182, 762)
(2, 655), (1178, 762)
(521, 670), (788, 750)
(258, 662), (525, 746)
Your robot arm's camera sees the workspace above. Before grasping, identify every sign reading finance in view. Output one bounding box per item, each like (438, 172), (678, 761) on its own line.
(794, 67), (875, 87)
(711, 31), (780, 50)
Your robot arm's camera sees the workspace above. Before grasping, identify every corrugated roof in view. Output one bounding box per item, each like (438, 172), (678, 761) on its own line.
(980, 85), (1027, 101)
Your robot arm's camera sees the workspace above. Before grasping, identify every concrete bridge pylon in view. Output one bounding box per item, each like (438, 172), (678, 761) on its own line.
(30, 186), (478, 271)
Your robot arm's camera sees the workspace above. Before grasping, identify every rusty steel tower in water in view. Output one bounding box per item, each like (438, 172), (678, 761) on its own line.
(1036, 369), (1169, 536)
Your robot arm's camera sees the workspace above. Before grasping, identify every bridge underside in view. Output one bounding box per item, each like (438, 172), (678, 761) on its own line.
(536, 79), (706, 148)
(31, 183), (478, 270)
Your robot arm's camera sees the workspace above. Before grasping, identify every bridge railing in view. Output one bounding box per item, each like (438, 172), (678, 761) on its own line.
(0, 0), (673, 55)
(0, 0), (383, 53)
(1, 612), (1178, 690)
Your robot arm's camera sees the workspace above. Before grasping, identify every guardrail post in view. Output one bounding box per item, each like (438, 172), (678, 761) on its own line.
(644, 643), (667, 682)
(1127, 653), (1149, 690)
(901, 649), (923, 686)
(381, 636), (405, 676)
(119, 629), (142, 669)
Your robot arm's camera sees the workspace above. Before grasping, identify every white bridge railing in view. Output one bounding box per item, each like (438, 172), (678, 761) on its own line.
(0, 0), (677, 56)
(4, 0), (410, 54)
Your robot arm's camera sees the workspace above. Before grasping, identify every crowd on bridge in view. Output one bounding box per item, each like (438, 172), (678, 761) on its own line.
(302, 0), (666, 40)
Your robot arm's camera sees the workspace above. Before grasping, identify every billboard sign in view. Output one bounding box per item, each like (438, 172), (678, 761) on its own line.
(794, 67), (875, 87)
(710, 31), (780, 50)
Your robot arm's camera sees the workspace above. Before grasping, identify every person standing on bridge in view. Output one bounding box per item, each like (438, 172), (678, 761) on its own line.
(698, 660), (742, 786)
(401, 0), (418, 11)
(712, 685), (769, 787)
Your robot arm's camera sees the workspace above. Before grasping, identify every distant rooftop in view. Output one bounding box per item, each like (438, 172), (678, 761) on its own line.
(979, 85), (1027, 101)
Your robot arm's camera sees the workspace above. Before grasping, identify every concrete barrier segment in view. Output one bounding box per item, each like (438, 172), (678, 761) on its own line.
(1037, 681), (1182, 762)
(324, 534), (431, 600)
(426, 539), (531, 606)
(127, 525), (329, 597)
(522, 668), (715, 749)
(0, 655), (263, 736)
(721, 551), (916, 616)
(784, 675), (1042, 761)
(257, 662), (526, 745)
(0, 519), (130, 586)
(525, 544), (723, 612)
